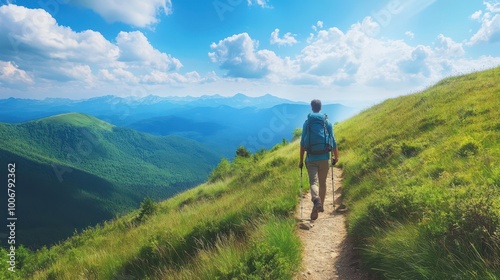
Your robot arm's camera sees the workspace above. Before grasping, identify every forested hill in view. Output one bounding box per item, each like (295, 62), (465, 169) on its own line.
(0, 113), (220, 248)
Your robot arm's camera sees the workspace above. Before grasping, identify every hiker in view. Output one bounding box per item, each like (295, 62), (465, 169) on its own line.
(298, 99), (339, 221)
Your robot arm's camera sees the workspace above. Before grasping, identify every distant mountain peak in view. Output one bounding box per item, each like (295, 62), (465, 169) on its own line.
(233, 93), (247, 98)
(33, 112), (114, 131)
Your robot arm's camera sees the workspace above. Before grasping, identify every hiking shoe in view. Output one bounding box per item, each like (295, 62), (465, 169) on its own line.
(311, 199), (322, 221)
(310, 208), (318, 221)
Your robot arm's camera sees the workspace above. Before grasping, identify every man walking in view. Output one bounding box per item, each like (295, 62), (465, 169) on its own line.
(299, 99), (339, 221)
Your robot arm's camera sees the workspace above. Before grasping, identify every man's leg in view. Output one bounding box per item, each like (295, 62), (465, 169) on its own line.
(306, 161), (320, 203)
(306, 161), (322, 220)
(317, 160), (329, 207)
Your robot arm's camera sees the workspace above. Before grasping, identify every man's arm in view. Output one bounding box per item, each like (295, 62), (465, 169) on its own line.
(299, 146), (306, 168)
(329, 121), (339, 165)
(331, 147), (339, 165)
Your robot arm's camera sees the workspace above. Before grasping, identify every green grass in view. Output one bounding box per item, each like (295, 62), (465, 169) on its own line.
(35, 113), (114, 131)
(3, 67), (499, 279)
(0, 113), (220, 248)
(0, 141), (303, 279)
(336, 66), (500, 279)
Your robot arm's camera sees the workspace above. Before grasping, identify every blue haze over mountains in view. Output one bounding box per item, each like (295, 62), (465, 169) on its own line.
(0, 93), (357, 157)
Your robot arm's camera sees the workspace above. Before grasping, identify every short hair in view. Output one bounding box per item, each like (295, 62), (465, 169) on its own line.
(311, 99), (322, 113)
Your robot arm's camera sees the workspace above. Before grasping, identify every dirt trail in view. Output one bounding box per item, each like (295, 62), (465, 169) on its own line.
(295, 167), (371, 280)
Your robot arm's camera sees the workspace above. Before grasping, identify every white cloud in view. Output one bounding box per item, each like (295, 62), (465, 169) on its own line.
(99, 68), (139, 83)
(311, 21), (324, 32)
(268, 16), (497, 89)
(469, 2), (500, 45)
(58, 64), (95, 86)
(470, 14), (500, 44)
(270, 29), (298, 46)
(0, 4), (209, 94)
(485, 1), (500, 13)
(116, 31), (182, 71)
(471, 10), (483, 21)
(0, 5), (119, 63)
(72, 0), (172, 27)
(405, 31), (415, 39)
(209, 16), (498, 90)
(247, 0), (270, 8)
(398, 45), (432, 77)
(435, 34), (464, 57)
(209, 33), (282, 78)
(142, 71), (203, 84)
(0, 61), (33, 87)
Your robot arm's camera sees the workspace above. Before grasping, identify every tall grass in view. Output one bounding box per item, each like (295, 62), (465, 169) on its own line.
(336, 67), (500, 279)
(1, 141), (304, 279)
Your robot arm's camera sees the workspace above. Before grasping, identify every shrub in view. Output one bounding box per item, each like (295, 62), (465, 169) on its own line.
(401, 142), (421, 157)
(208, 158), (232, 183)
(292, 128), (302, 141)
(136, 197), (157, 223)
(218, 219), (299, 280)
(447, 193), (500, 263)
(419, 116), (445, 131)
(457, 140), (480, 157)
(351, 189), (422, 239)
(269, 156), (286, 168)
(236, 146), (251, 158)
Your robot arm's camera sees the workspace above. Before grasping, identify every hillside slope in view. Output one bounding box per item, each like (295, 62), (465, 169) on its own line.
(0, 139), (304, 279)
(336, 66), (500, 278)
(0, 113), (220, 248)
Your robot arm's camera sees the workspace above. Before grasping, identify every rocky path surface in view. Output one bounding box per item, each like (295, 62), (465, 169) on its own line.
(295, 167), (372, 280)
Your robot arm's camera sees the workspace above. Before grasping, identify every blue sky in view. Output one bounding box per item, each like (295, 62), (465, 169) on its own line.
(0, 0), (499, 106)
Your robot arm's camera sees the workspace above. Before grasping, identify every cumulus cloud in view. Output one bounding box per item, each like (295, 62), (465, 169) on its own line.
(209, 33), (282, 78)
(247, 0), (271, 8)
(270, 29), (298, 46)
(405, 31), (415, 39)
(0, 4), (205, 93)
(99, 68), (139, 83)
(398, 46), (432, 77)
(142, 71), (203, 84)
(0, 4), (119, 63)
(116, 31), (182, 71)
(471, 10), (483, 21)
(485, 1), (500, 13)
(312, 21), (324, 32)
(210, 16), (499, 89)
(72, 0), (172, 27)
(0, 61), (33, 87)
(469, 1), (500, 45)
(211, 17), (484, 88)
(315, 16), (499, 88)
(296, 18), (478, 87)
(435, 34), (464, 57)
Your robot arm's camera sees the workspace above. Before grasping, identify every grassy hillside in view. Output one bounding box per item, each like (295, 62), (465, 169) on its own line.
(0, 113), (220, 248)
(336, 66), (500, 278)
(0, 141), (303, 279)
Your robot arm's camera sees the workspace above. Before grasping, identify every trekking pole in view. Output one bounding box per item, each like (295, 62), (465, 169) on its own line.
(300, 167), (303, 220)
(332, 159), (335, 212)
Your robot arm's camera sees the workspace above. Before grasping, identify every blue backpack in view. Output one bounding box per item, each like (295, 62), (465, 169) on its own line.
(304, 113), (333, 155)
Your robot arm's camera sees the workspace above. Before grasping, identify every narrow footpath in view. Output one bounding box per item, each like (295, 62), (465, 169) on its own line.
(295, 167), (372, 280)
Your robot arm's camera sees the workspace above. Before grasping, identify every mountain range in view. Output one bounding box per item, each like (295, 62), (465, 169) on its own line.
(0, 93), (302, 124)
(0, 113), (220, 248)
(0, 94), (357, 157)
